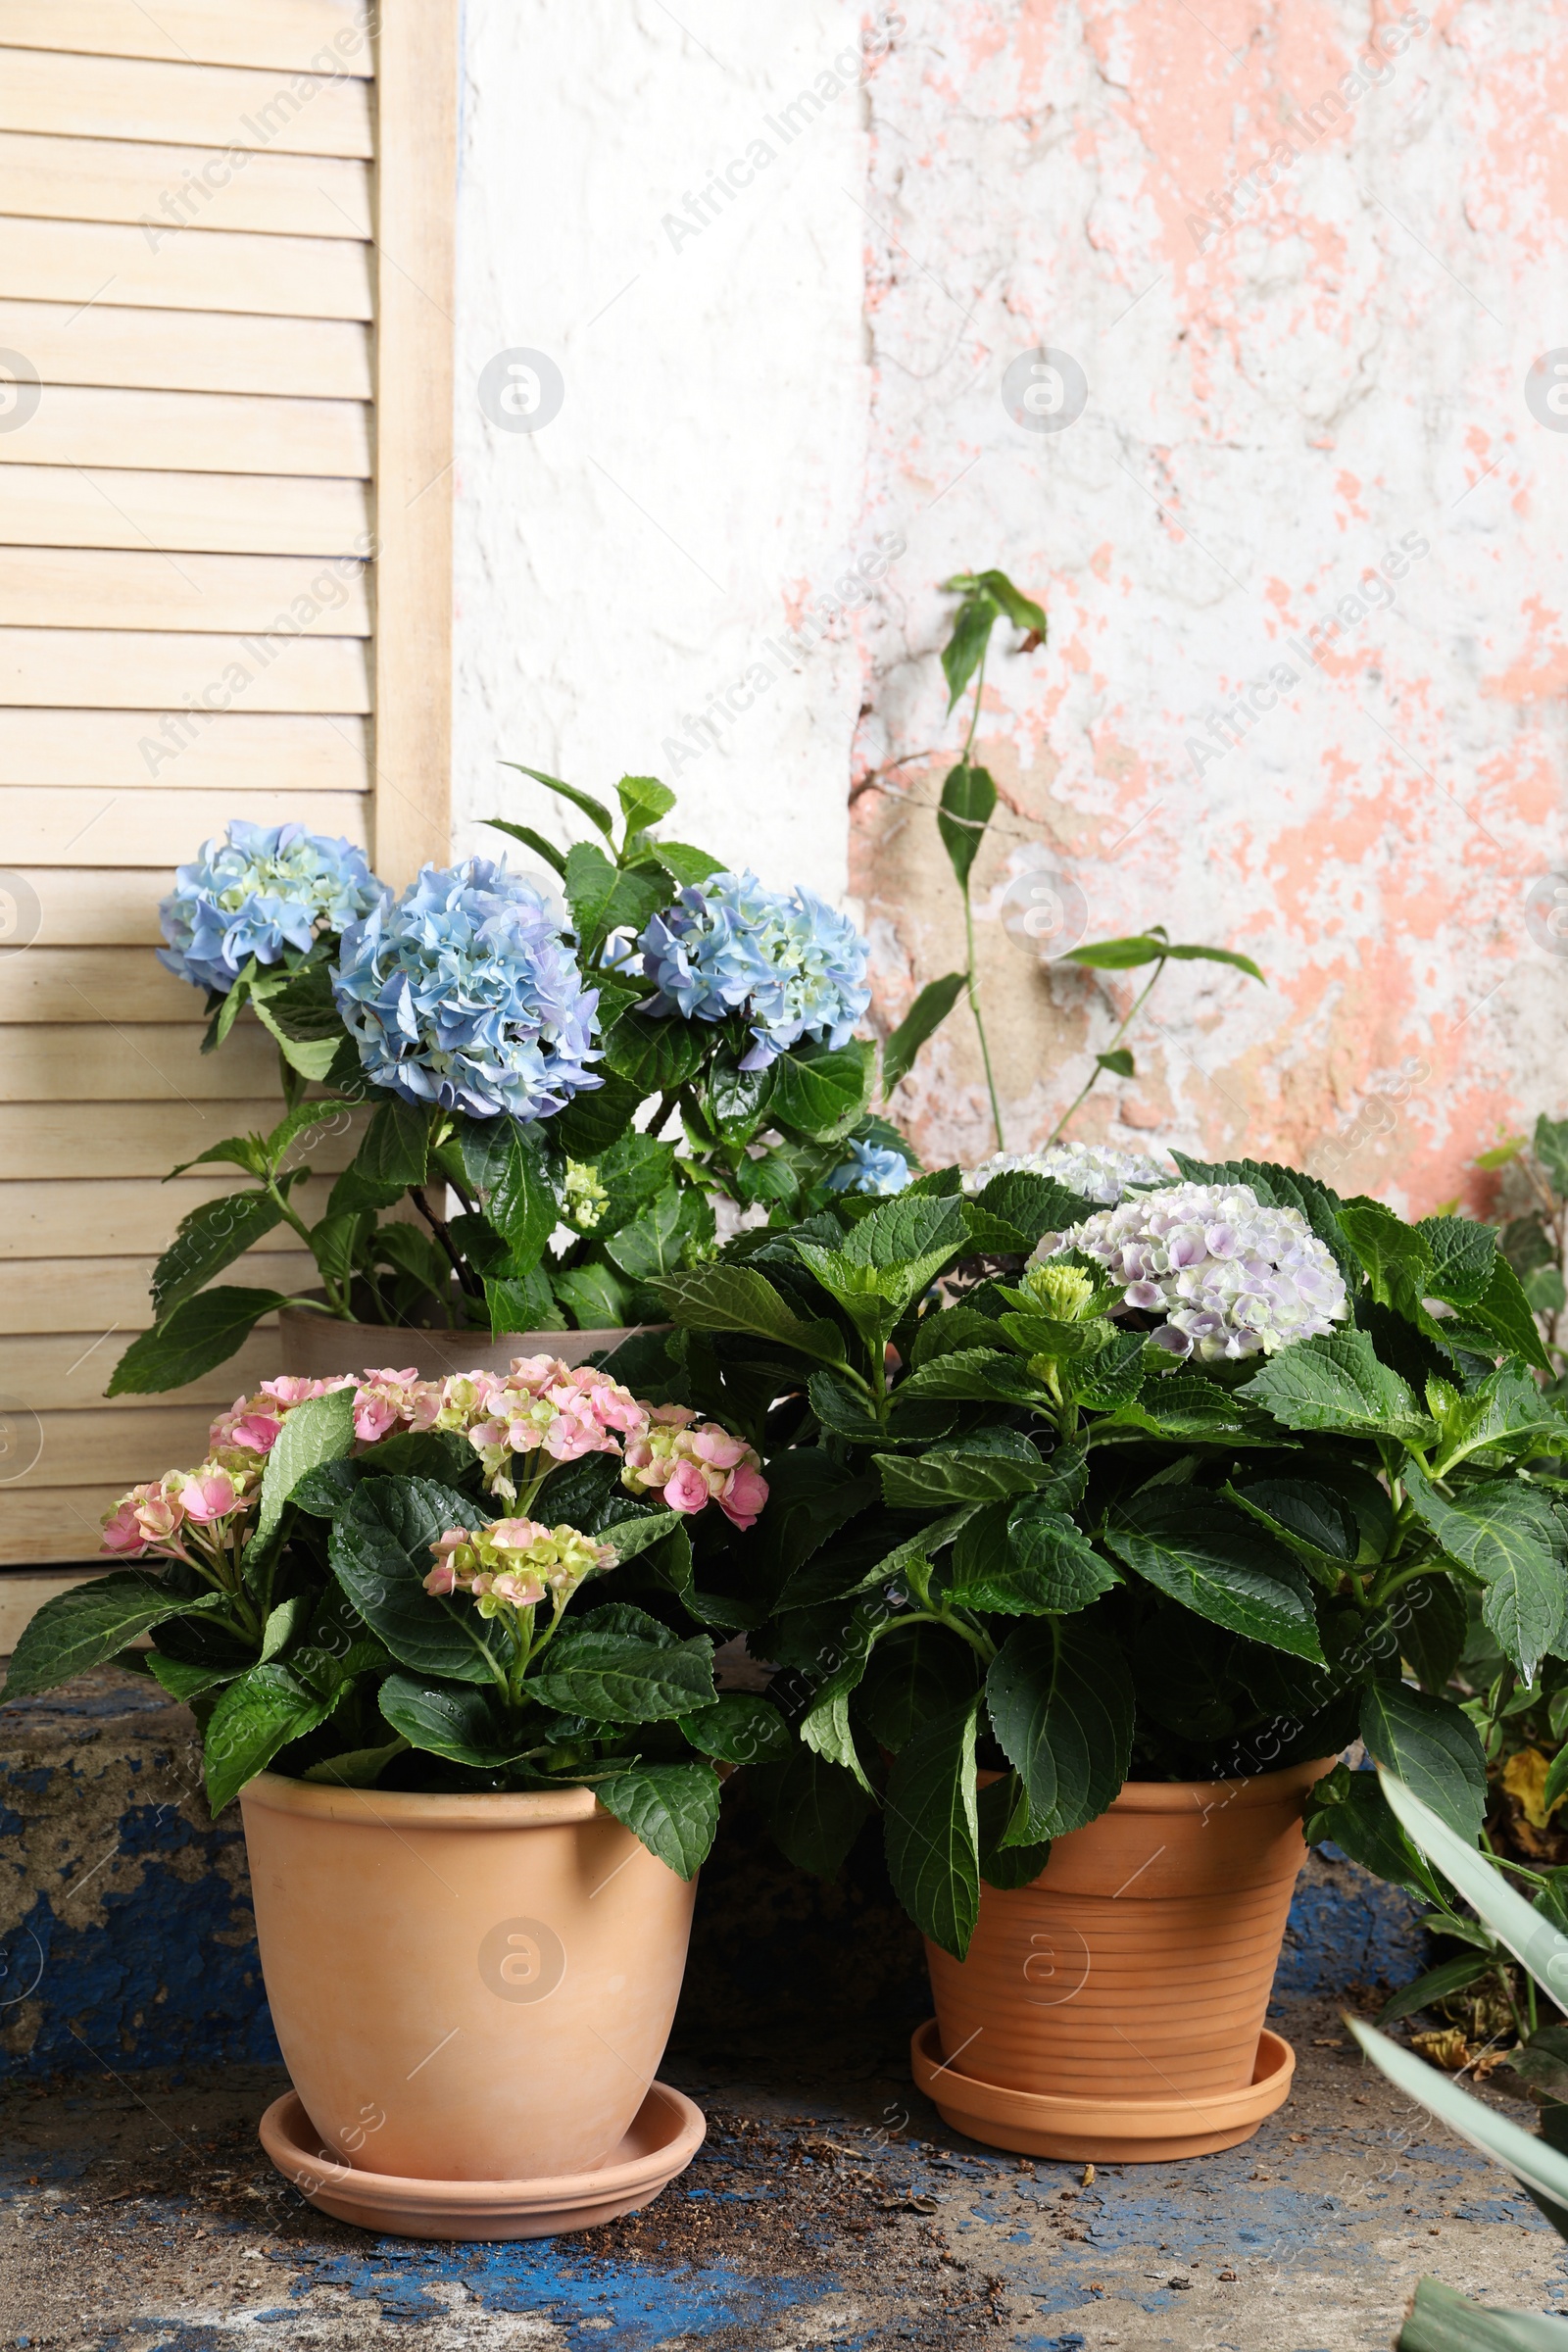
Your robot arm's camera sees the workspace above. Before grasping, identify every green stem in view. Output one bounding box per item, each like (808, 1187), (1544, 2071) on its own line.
(878, 1606), (997, 1667)
(957, 644), (1005, 1154)
(1048, 957), (1166, 1148)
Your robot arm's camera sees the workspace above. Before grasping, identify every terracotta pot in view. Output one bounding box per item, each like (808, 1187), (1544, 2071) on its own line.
(918, 1756), (1331, 2161)
(239, 1775), (698, 2182)
(277, 1306), (669, 1382)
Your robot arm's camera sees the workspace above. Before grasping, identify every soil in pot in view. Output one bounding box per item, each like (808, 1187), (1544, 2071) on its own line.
(240, 1776), (698, 2182)
(277, 1306), (669, 1382)
(919, 1757), (1330, 2160)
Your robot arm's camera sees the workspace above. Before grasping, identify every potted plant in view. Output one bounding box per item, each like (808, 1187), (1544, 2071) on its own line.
(3, 1358), (781, 2234)
(648, 1147), (1566, 2160)
(111, 780), (916, 1399)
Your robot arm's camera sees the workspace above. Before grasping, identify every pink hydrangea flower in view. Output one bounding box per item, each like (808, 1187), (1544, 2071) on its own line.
(619, 1415), (768, 1527)
(663, 1458), (711, 1514)
(717, 1459), (767, 1531)
(175, 1467), (242, 1523)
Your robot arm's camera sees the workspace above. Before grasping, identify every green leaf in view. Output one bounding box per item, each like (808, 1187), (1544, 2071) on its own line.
(755, 1744), (872, 1875)
(2, 1574), (228, 1701)
(328, 1098), (430, 1216)
(1061, 933), (1170, 970)
(1419, 1214), (1498, 1308)
(1225, 1477), (1358, 1589)
(1470, 1250), (1553, 1371)
(876, 1431), (1053, 1508)
(940, 593), (998, 710)
(800, 1648), (876, 1797)
(604, 1184), (710, 1282)
(259, 1594), (312, 1663)
(455, 1115), (556, 1268)
(204, 1660), (339, 1813)
(970, 568), (1047, 637)
(615, 772), (677, 830)
(485, 1266), (564, 1336)
(145, 1650), (242, 1702)
(857, 1621), (984, 1753)
(329, 1478), (503, 1685)
(1242, 1328), (1433, 1443)
(1402, 1464), (1566, 1684)
(252, 1387), (357, 1555)
(597, 1509), (683, 1566)
(248, 984), (342, 1082)
(107, 1287), (293, 1396)
(499, 759), (615, 840)
(527, 1602), (716, 1723)
(377, 1675), (530, 1770)
(1537, 1116), (1568, 1198)
(1303, 1763), (1446, 1903)
(563, 842), (666, 951)
(936, 761), (997, 889)
(1396, 2276), (1568, 2351)
(882, 971), (968, 1096)
(1096, 1048), (1136, 1077)
(601, 1004), (707, 1093)
(985, 1619), (1134, 1840)
(552, 1258), (634, 1329)
(1104, 1489), (1325, 1661)
(677, 1691), (790, 1765)
(1397, 1573), (1471, 1695)
(168, 1131), (269, 1180)
(1338, 1200), (1439, 1331)
(895, 1348), (1047, 1408)
(1376, 1951), (1497, 2027)
(948, 1498), (1116, 1615)
(484, 816), (566, 878)
(553, 1070), (642, 1159)
(977, 1775), (1053, 1889)
(300, 1736), (410, 1787)
(884, 1695), (982, 1958)
(150, 1187), (286, 1320)
(1383, 1769), (1568, 1992)
(642, 839), (725, 888)
(1360, 1686), (1487, 1841)
(653, 1263), (847, 1366)
(769, 1043), (875, 1143)
(595, 1760), (722, 1878)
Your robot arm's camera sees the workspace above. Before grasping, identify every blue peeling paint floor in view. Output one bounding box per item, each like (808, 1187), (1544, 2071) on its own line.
(2, 1996), (1567, 2352)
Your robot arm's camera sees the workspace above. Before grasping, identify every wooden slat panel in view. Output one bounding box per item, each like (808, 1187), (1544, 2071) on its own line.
(0, 132), (372, 240)
(4, 1327), (283, 1408)
(0, 549), (371, 635)
(0, 1567), (113, 1623)
(3, 1016), (297, 1098)
(0, 384), (370, 474)
(17, 1405), (243, 1487)
(0, 464), (370, 554)
(0, 1100), (368, 1177)
(1, 1250), (314, 1328)
(0, 1172), (333, 1256)
(0, 48), (373, 158)
(0, 214), (371, 318)
(1, 790), (368, 863)
(0, 946), (196, 1022)
(0, 297), (371, 397)
(0, 710), (368, 789)
(0, 627), (370, 711)
(373, 0), (456, 886)
(0, 1493), (127, 1563)
(0, 4), (373, 79)
(7, 869), (167, 944)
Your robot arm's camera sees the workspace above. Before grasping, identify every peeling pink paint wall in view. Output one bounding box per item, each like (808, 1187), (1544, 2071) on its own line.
(851, 0), (1568, 1213)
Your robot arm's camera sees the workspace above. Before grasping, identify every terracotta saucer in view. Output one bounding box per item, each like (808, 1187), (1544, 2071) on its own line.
(910, 2018), (1295, 2162)
(259, 2081), (706, 2239)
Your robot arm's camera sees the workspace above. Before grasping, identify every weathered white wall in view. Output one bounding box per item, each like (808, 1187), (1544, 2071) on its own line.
(451, 0), (881, 902)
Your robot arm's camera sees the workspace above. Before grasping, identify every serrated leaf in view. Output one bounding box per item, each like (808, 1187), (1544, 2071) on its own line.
(1470, 1250), (1553, 1371)
(653, 1263), (846, 1366)
(615, 772), (677, 830)
(252, 1387), (357, 1554)
(205, 1660), (340, 1812)
(455, 1115), (556, 1267)
(1401, 1464), (1565, 1683)
(884, 1696), (981, 1959)
(107, 1287), (294, 1396)
(1360, 1686), (1487, 1841)
(484, 816), (566, 877)
(1242, 1328), (1432, 1442)
(329, 1478), (502, 1686)
(601, 1004), (707, 1093)
(948, 1498), (1116, 1615)
(3, 1575), (228, 1701)
(1104, 1489), (1325, 1661)
(328, 1097), (430, 1216)
(1225, 1477), (1358, 1589)
(876, 1431), (1053, 1508)
(377, 1675), (531, 1770)
(527, 1605), (715, 1723)
(553, 1069), (642, 1158)
(595, 1760), (722, 1878)
(677, 1690), (790, 1765)
(985, 1619), (1133, 1840)
(150, 1188), (287, 1320)
(769, 1043), (875, 1142)
(1419, 1214), (1498, 1308)
(936, 760), (996, 888)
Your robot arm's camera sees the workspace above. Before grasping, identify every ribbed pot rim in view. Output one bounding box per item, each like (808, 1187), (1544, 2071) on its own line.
(241, 1772), (603, 1829)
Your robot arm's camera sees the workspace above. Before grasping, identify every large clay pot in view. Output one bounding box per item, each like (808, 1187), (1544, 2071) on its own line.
(277, 1307), (668, 1382)
(913, 1756), (1330, 2161)
(239, 1776), (697, 2181)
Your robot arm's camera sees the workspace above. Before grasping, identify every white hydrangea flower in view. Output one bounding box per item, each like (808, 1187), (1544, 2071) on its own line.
(964, 1141), (1175, 1206)
(1030, 1179), (1348, 1362)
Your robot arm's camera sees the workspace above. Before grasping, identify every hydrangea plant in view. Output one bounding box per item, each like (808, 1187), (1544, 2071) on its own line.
(643, 1150), (1567, 1959)
(5, 1363), (783, 1874)
(117, 772), (915, 1396)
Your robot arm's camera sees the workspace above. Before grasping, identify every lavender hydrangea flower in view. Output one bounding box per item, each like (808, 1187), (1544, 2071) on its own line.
(638, 871), (871, 1071)
(1032, 1179), (1348, 1362)
(964, 1142), (1173, 1204)
(826, 1140), (911, 1197)
(158, 821), (381, 997)
(332, 858), (601, 1121)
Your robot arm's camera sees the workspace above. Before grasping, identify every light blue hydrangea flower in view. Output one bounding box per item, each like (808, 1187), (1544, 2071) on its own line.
(158, 821), (381, 996)
(332, 858), (601, 1121)
(638, 871), (871, 1071)
(826, 1140), (911, 1197)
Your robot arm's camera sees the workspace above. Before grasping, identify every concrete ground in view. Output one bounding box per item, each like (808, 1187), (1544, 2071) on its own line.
(2, 1990), (1563, 2352)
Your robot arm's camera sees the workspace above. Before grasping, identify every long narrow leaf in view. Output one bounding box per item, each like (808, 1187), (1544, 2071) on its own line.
(1400, 2278), (1568, 2351)
(499, 760), (615, 840)
(1348, 2016), (1568, 2218)
(1382, 1772), (1568, 1995)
